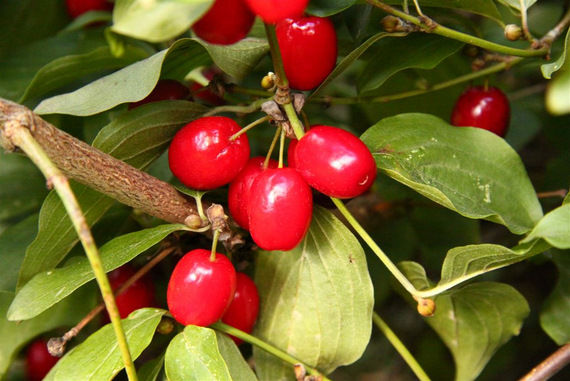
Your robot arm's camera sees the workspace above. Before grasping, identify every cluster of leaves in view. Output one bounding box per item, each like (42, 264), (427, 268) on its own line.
(1, 0), (569, 380)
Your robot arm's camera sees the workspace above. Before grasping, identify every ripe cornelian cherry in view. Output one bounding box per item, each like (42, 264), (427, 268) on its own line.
(66, 0), (113, 19)
(276, 16), (337, 90)
(192, 0), (255, 45)
(244, 0), (308, 23)
(168, 116), (250, 190)
(228, 156), (278, 230)
(292, 125), (377, 199)
(103, 264), (156, 322)
(128, 79), (190, 110)
(25, 339), (60, 381)
(221, 272), (260, 345)
(450, 86), (510, 137)
(167, 249), (237, 326)
(249, 167), (313, 251)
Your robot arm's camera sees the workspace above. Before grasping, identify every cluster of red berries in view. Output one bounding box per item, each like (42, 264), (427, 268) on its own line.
(167, 116), (377, 251)
(167, 249), (259, 344)
(192, 0), (337, 91)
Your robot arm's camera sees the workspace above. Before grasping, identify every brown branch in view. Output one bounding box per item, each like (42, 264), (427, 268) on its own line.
(0, 98), (200, 227)
(519, 343), (570, 381)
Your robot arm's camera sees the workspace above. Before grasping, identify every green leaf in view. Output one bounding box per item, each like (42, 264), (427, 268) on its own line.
(9, 224), (184, 321)
(0, 28), (108, 101)
(112, 0), (212, 43)
(357, 33), (463, 95)
(253, 206), (374, 378)
(306, 0), (356, 16)
(496, 0), (537, 11)
(165, 326), (232, 381)
(361, 113), (543, 234)
(50, 308), (165, 381)
(521, 203), (570, 249)
(215, 332), (258, 381)
(138, 353), (165, 381)
(0, 214), (39, 292)
(436, 240), (551, 291)
(34, 38), (268, 116)
(0, 153), (48, 222)
(20, 45), (152, 103)
(18, 101), (207, 287)
(0, 287), (96, 379)
(400, 262), (530, 381)
(382, 0), (502, 22)
(542, 28), (570, 79)
(310, 32), (395, 99)
(540, 252), (570, 345)
(545, 69), (570, 116)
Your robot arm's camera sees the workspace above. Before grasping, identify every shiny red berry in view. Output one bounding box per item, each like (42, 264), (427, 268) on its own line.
(167, 249), (237, 326)
(221, 272), (260, 345)
(450, 86), (510, 137)
(104, 264), (156, 321)
(249, 167), (313, 251)
(192, 0), (255, 45)
(292, 125), (377, 199)
(276, 16), (337, 91)
(228, 157), (278, 230)
(128, 80), (190, 110)
(25, 339), (60, 381)
(168, 116), (250, 190)
(65, 0), (113, 19)
(244, 0), (308, 23)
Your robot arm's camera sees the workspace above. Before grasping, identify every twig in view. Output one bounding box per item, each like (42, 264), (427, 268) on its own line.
(51, 245), (177, 354)
(537, 189), (568, 199)
(519, 343), (570, 381)
(0, 116), (138, 380)
(0, 98), (200, 227)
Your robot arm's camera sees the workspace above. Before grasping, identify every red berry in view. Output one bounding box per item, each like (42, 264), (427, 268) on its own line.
(292, 125), (377, 199)
(245, 0), (308, 23)
(249, 167), (312, 251)
(192, 0), (255, 45)
(167, 249), (237, 326)
(228, 157), (278, 230)
(450, 86), (510, 137)
(104, 264), (156, 321)
(168, 116), (250, 190)
(128, 80), (190, 110)
(65, 0), (113, 19)
(276, 16), (337, 90)
(25, 339), (60, 381)
(221, 272), (260, 345)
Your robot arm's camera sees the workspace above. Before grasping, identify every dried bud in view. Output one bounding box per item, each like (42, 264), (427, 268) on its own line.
(416, 297), (436, 317)
(47, 337), (67, 357)
(504, 24), (523, 41)
(185, 214), (204, 229)
(261, 72), (276, 89)
(156, 317), (175, 335)
(381, 15), (404, 33)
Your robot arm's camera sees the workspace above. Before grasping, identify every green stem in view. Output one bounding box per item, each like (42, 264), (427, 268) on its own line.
(264, 23), (289, 87)
(278, 127), (286, 168)
(367, 0), (549, 57)
(203, 97), (269, 117)
(283, 102), (305, 140)
(211, 322), (331, 381)
(373, 312), (431, 381)
(12, 129), (138, 380)
(265, 127), (282, 167)
(312, 57), (524, 106)
(230, 115), (271, 141)
(331, 198), (419, 297)
(210, 229), (220, 261)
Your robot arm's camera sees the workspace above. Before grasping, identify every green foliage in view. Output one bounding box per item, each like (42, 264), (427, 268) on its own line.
(0, 0), (569, 380)
(254, 206), (374, 378)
